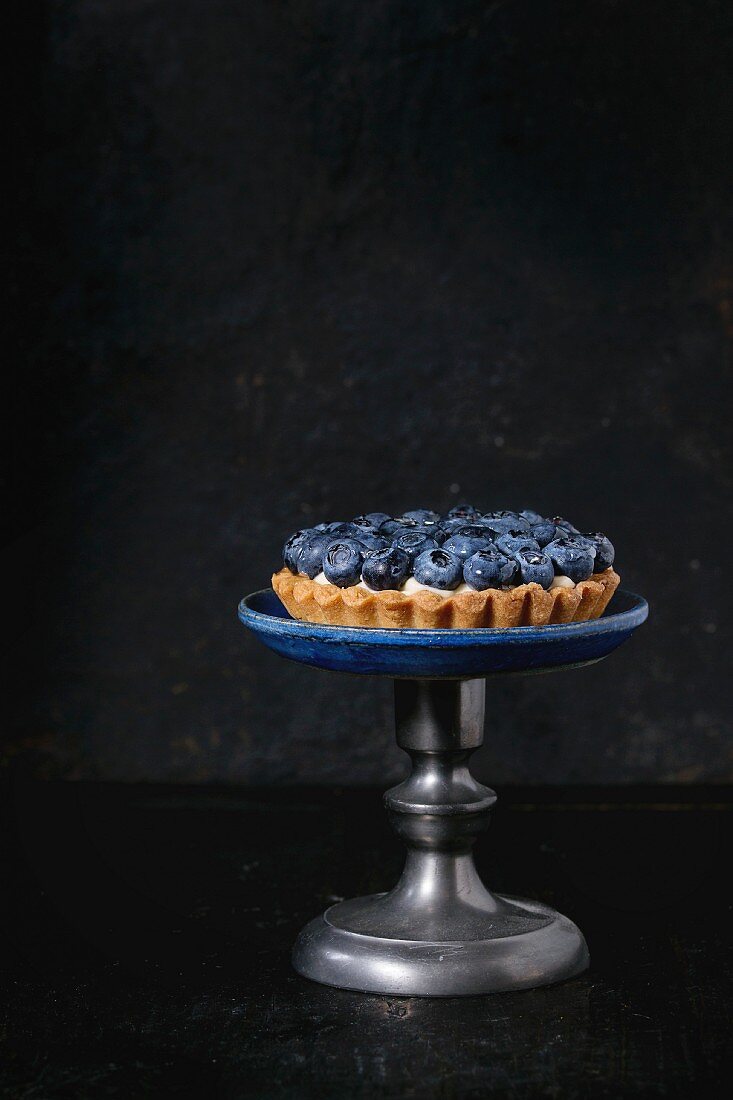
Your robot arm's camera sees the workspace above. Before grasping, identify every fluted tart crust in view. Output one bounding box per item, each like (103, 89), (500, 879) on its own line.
(272, 567), (620, 629)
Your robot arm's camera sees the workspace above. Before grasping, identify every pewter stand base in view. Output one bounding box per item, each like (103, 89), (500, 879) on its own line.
(293, 679), (589, 996)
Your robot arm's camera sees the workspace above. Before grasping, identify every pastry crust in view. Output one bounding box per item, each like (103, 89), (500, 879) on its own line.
(272, 567), (621, 629)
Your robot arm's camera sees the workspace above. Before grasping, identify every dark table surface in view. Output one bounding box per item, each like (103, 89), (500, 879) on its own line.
(1, 781), (731, 1099)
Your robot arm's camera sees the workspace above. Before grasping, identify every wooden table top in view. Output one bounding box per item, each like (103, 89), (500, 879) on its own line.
(1, 781), (730, 1098)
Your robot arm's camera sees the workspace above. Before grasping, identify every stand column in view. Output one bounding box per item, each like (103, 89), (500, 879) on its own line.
(379, 680), (500, 941)
(292, 678), (589, 996)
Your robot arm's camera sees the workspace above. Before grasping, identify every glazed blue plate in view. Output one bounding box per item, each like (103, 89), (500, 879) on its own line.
(238, 588), (648, 678)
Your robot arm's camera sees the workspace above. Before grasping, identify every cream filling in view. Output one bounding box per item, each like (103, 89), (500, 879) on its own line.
(401, 576), (473, 597)
(312, 571), (577, 595)
(549, 575), (576, 589)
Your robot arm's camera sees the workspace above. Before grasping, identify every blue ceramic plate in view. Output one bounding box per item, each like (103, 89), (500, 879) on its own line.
(238, 588), (648, 678)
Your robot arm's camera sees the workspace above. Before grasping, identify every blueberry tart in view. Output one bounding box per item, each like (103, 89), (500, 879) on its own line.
(272, 508), (620, 628)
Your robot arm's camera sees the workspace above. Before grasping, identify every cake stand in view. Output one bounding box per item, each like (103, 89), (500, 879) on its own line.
(238, 588), (648, 997)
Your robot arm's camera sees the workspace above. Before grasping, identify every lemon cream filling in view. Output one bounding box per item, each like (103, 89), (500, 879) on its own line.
(311, 571), (577, 596)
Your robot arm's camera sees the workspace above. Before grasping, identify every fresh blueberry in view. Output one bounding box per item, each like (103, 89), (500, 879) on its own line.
(440, 516), (478, 534)
(566, 533), (597, 551)
(529, 520), (558, 547)
(448, 503), (480, 519)
(282, 529), (309, 572)
(412, 548), (464, 589)
(364, 512), (392, 528)
(454, 524), (492, 539)
(520, 509), (545, 524)
(463, 548), (518, 590)
(349, 522), (387, 552)
(312, 521), (344, 533)
(357, 532), (390, 552)
(378, 519), (405, 537)
(515, 549), (554, 589)
(481, 511), (532, 535)
(582, 532), (615, 572)
(327, 521), (362, 538)
(351, 515), (381, 533)
(545, 537), (595, 582)
(399, 509), (441, 527)
(392, 529), (440, 562)
(322, 539), (365, 587)
(470, 515), (503, 530)
(495, 533), (541, 557)
(443, 526), (493, 559)
(552, 516), (581, 535)
(296, 531), (332, 578)
(361, 546), (411, 591)
(390, 523), (438, 542)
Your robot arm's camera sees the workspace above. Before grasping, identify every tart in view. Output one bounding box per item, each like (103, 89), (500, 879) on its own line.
(272, 507), (620, 629)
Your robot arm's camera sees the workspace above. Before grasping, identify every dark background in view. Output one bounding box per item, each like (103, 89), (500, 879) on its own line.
(8, 0), (733, 785)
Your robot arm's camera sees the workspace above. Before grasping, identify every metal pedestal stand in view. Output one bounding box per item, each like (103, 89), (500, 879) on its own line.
(293, 678), (587, 995)
(239, 588), (648, 996)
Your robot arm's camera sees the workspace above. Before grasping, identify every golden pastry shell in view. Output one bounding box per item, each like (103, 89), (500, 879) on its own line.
(271, 566), (620, 629)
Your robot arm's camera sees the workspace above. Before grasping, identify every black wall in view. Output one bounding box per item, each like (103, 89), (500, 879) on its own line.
(9, 0), (733, 783)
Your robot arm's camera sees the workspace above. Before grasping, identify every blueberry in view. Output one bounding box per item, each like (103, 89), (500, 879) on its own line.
(410, 525), (445, 543)
(529, 520), (558, 547)
(412, 548), (464, 589)
(315, 521), (346, 533)
(443, 526), (493, 559)
(399, 509), (441, 527)
(296, 531), (332, 578)
(582, 532), (615, 572)
(364, 512), (392, 528)
(322, 539), (365, 587)
(378, 519), (405, 536)
(545, 537), (595, 582)
(328, 521), (362, 538)
(351, 515), (381, 533)
(453, 523), (492, 539)
(392, 529), (440, 562)
(463, 548), (518, 590)
(563, 533), (598, 552)
(349, 522), (387, 552)
(552, 516), (581, 535)
(471, 516), (504, 530)
(520, 509), (545, 524)
(361, 546), (411, 591)
(515, 549), (554, 589)
(448, 503), (479, 520)
(282, 529), (309, 572)
(390, 523), (437, 543)
(440, 516), (478, 534)
(481, 511), (531, 536)
(495, 534), (541, 557)
(357, 532), (390, 552)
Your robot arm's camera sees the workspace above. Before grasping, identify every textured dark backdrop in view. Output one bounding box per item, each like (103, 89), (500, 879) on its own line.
(8, 0), (733, 784)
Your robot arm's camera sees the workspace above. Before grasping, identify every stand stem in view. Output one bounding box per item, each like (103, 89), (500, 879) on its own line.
(378, 679), (503, 939)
